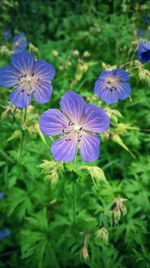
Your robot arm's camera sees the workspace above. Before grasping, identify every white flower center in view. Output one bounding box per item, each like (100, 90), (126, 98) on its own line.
(73, 124), (82, 131)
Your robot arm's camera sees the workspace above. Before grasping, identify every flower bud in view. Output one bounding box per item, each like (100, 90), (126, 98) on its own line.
(83, 51), (90, 57)
(52, 50), (59, 57)
(103, 132), (109, 140)
(120, 204), (127, 216)
(96, 227), (109, 243)
(114, 207), (121, 224)
(82, 241), (89, 261)
(72, 50), (79, 56)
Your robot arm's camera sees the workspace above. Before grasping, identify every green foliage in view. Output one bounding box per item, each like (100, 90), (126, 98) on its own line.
(0, 1), (150, 268)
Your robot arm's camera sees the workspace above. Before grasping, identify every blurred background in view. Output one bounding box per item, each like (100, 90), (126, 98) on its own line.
(0, 0), (150, 268)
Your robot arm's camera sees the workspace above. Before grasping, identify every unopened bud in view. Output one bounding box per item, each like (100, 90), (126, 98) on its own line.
(114, 207), (121, 224)
(83, 51), (90, 57)
(72, 50), (79, 56)
(82, 241), (89, 261)
(52, 50), (59, 57)
(120, 204), (127, 216)
(96, 227), (109, 243)
(103, 133), (109, 140)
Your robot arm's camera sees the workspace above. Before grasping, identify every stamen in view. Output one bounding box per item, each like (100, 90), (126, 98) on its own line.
(68, 122), (74, 126)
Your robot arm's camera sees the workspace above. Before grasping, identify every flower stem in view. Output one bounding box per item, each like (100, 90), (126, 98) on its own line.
(18, 108), (27, 161)
(73, 180), (77, 224)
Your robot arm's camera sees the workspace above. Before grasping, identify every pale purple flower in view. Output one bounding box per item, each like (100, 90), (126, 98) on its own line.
(40, 91), (109, 162)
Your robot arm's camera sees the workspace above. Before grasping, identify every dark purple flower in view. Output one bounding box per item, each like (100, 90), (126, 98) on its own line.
(0, 229), (11, 240)
(94, 69), (131, 104)
(3, 28), (12, 41)
(0, 51), (55, 108)
(0, 192), (4, 199)
(137, 42), (150, 63)
(13, 32), (27, 53)
(40, 91), (109, 162)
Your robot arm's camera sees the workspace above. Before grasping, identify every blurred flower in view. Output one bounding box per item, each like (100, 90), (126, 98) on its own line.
(0, 192), (4, 199)
(40, 91), (109, 162)
(136, 29), (145, 38)
(137, 41), (150, 63)
(0, 51), (55, 108)
(13, 32), (27, 53)
(83, 51), (90, 57)
(0, 45), (11, 56)
(52, 50), (59, 57)
(0, 229), (11, 240)
(94, 69), (131, 104)
(144, 14), (150, 25)
(3, 28), (12, 41)
(72, 50), (79, 56)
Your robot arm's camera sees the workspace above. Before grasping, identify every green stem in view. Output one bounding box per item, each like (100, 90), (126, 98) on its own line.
(18, 108), (27, 161)
(73, 180), (77, 224)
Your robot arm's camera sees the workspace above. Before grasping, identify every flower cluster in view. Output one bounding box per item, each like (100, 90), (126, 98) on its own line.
(0, 32), (148, 162)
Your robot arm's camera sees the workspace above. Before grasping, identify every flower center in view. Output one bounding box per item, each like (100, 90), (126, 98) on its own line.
(18, 73), (41, 94)
(73, 124), (82, 131)
(105, 76), (119, 92)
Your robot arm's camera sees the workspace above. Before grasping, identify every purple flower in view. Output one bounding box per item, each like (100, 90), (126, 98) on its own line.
(94, 69), (131, 104)
(13, 32), (27, 53)
(0, 192), (4, 199)
(0, 229), (11, 240)
(40, 91), (109, 162)
(137, 42), (150, 63)
(0, 51), (55, 108)
(3, 28), (12, 41)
